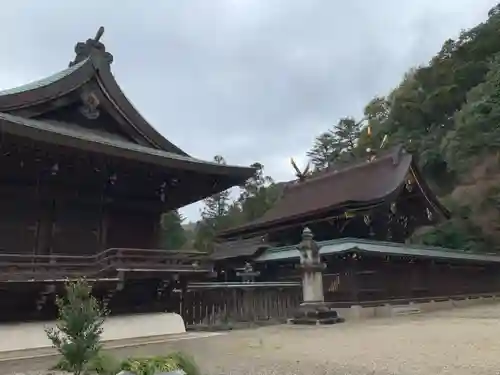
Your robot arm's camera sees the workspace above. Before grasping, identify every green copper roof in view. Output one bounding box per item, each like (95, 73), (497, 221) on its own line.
(255, 238), (500, 263)
(0, 59), (88, 96)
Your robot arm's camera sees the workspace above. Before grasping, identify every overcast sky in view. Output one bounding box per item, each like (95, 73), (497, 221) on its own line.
(0, 0), (496, 221)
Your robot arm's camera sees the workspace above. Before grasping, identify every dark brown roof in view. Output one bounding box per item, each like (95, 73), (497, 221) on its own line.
(219, 146), (449, 237)
(211, 236), (270, 260)
(0, 28), (255, 182)
(0, 112), (255, 179)
(0, 42), (183, 154)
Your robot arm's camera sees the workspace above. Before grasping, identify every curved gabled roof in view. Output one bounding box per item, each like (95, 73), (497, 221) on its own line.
(0, 58), (94, 109)
(0, 31), (186, 155)
(0, 28), (256, 186)
(218, 146), (450, 238)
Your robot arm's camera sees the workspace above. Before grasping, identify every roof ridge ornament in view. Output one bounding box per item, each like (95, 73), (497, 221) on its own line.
(366, 123), (389, 162)
(290, 158), (310, 182)
(69, 26), (114, 67)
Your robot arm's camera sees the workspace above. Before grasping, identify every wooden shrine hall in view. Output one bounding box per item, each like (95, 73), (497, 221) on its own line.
(199, 146), (500, 317)
(0, 27), (255, 320)
(212, 145), (450, 265)
(1, 27), (500, 324)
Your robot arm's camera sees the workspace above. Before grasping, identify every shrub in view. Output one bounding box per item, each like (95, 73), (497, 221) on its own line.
(87, 353), (121, 375)
(165, 352), (200, 375)
(120, 352), (200, 375)
(45, 278), (108, 375)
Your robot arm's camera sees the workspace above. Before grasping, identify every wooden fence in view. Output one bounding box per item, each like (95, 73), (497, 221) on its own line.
(181, 282), (301, 327)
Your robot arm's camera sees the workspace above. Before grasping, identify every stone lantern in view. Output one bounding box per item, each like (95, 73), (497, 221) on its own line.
(289, 227), (344, 325)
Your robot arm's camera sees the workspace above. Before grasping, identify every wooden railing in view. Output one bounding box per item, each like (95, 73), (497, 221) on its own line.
(182, 281), (302, 327)
(0, 248), (212, 282)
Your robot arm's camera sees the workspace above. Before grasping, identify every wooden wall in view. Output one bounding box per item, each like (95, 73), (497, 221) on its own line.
(105, 206), (159, 250)
(0, 188), (38, 254)
(321, 254), (500, 303)
(0, 184), (161, 256)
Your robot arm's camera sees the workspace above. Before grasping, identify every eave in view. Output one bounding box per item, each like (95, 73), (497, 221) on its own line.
(255, 238), (500, 264)
(0, 112), (255, 180)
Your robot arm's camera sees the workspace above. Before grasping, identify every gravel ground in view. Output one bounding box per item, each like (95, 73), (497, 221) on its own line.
(3, 303), (500, 375)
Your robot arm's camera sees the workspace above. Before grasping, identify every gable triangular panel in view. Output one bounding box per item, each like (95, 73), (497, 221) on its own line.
(0, 31), (187, 156)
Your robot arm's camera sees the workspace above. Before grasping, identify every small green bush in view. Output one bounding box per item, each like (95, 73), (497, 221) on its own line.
(87, 353), (121, 375)
(45, 278), (107, 375)
(164, 352), (200, 375)
(51, 353), (120, 375)
(120, 356), (179, 375)
(53, 351), (199, 375)
(119, 352), (199, 375)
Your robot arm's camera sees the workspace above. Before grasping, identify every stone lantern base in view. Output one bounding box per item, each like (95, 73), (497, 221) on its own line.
(289, 302), (345, 325)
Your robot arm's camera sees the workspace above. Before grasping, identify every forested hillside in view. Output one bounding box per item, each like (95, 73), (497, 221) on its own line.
(164, 4), (500, 253)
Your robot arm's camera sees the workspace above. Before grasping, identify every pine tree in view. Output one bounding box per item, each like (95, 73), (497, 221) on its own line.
(201, 155), (231, 222)
(238, 162), (279, 221)
(307, 132), (341, 170)
(332, 117), (362, 156)
(159, 210), (187, 250)
(307, 117), (363, 170)
(194, 155), (232, 252)
(45, 279), (107, 375)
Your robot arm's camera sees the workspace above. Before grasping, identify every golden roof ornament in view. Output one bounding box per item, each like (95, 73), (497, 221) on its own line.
(365, 124), (389, 162)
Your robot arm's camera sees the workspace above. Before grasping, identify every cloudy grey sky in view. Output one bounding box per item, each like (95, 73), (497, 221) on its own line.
(0, 0), (496, 221)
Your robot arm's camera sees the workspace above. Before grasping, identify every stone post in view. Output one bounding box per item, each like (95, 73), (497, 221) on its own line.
(289, 228), (344, 325)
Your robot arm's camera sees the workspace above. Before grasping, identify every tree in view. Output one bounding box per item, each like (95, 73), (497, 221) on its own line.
(46, 279), (107, 375)
(194, 155), (232, 252)
(441, 54), (500, 174)
(307, 117), (363, 170)
(303, 4), (500, 252)
(201, 155), (231, 222)
(238, 162), (280, 222)
(332, 117), (362, 154)
(158, 210), (187, 250)
(307, 132), (340, 170)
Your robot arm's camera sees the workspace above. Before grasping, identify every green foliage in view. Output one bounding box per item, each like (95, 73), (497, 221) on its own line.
(87, 353), (121, 375)
(307, 117), (363, 170)
(166, 351), (201, 375)
(200, 155), (232, 223)
(53, 352), (121, 375)
(158, 210), (187, 250)
(307, 132), (339, 170)
(194, 159), (279, 251)
(46, 279), (107, 375)
(190, 3), (500, 253)
(238, 162), (279, 222)
(415, 219), (487, 251)
(194, 155), (233, 251)
(441, 54), (500, 175)
(302, 3), (500, 252)
(120, 352), (200, 375)
(56, 351), (201, 375)
(121, 356), (179, 375)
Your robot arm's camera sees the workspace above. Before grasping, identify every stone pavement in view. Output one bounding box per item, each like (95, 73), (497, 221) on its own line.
(3, 303), (500, 375)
